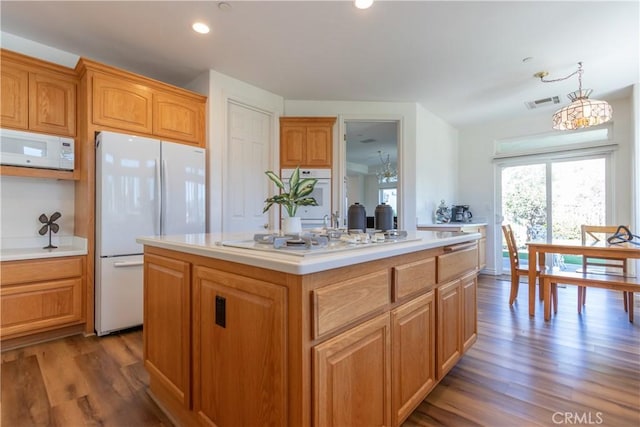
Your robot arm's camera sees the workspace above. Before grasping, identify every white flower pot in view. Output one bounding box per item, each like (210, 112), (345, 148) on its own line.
(282, 216), (302, 235)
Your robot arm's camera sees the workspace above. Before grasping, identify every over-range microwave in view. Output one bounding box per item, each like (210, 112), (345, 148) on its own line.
(0, 128), (75, 171)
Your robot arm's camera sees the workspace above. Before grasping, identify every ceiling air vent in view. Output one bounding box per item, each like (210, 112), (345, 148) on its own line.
(360, 138), (377, 143)
(525, 95), (561, 110)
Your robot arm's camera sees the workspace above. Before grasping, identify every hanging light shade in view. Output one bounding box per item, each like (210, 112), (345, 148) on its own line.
(552, 89), (613, 130)
(535, 62), (612, 131)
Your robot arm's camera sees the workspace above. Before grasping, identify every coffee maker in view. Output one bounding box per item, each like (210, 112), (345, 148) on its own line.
(451, 205), (473, 222)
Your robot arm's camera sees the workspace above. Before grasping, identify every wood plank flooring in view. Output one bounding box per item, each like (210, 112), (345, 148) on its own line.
(1, 275), (639, 426)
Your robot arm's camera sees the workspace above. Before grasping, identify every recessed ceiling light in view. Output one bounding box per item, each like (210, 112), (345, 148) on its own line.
(218, 2), (232, 11)
(355, 0), (374, 10)
(192, 22), (210, 34)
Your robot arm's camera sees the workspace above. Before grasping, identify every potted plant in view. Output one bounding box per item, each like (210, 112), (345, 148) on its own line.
(263, 166), (318, 234)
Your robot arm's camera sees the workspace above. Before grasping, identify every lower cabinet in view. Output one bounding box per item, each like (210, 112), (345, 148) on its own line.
(1, 256), (84, 340)
(391, 292), (436, 426)
(436, 271), (478, 379)
(142, 244), (477, 427)
(313, 312), (391, 427)
(193, 266), (287, 427)
(143, 253), (191, 409)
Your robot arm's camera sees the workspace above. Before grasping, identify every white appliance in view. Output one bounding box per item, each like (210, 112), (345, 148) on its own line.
(0, 128), (74, 171)
(95, 131), (206, 335)
(281, 168), (331, 228)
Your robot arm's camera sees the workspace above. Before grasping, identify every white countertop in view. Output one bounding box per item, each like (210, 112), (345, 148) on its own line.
(0, 236), (88, 261)
(417, 222), (487, 228)
(137, 230), (481, 275)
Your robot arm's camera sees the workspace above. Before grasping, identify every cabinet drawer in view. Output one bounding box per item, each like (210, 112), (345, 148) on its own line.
(437, 243), (478, 283)
(1, 277), (83, 338)
(1, 257), (83, 286)
(393, 257), (436, 300)
(313, 269), (390, 338)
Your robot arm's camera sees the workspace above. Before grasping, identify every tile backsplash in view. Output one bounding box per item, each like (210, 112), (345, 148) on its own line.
(0, 176), (75, 245)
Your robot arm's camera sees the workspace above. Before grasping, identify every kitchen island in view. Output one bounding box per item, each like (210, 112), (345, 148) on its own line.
(137, 230), (480, 427)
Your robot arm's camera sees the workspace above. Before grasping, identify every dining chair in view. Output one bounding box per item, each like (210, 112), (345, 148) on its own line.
(502, 224), (557, 311)
(579, 225), (630, 314)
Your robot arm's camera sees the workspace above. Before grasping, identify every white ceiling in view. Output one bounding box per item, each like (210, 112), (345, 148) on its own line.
(1, 0), (638, 131)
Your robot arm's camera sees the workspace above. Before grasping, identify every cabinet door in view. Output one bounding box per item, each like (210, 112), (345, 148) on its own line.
(461, 272), (478, 352)
(153, 92), (205, 146)
(1, 256), (84, 339)
(92, 73), (153, 133)
(0, 63), (29, 130)
(143, 253), (191, 408)
(391, 292), (435, 426)
(194, 266), (287, 427)
(305, 125), (332, 167)
(280, 125), (306, 167)
(314, 313), (391, 427)
(29, 72), (76, 136)
(436, 279), (462, 379)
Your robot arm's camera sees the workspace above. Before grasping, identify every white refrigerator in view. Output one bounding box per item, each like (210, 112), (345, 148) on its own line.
(95, 131), (206, 336)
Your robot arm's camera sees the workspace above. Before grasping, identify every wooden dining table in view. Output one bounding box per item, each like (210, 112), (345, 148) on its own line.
(526, 240), (640, 316)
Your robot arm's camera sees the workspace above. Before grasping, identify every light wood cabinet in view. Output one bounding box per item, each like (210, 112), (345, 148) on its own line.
(143, 253), (191, 409)
(1, 49), (76, 137)
(436, 271), (478, 379)
(280, 117), (336, 168)
(193, 266), (287, 427)
(78, 57), (207, 147)
(0, 256), (84, 340)
(419, 224), (487, 270)
(314, 312), (391, 427)
(142, 241), (478, 427)
(391, 292), (435, 426)
(92, 72), (153, 134)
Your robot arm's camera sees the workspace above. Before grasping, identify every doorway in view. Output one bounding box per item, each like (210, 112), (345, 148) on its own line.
(344, 120), (400, 228)
(499, 156), (609, 274)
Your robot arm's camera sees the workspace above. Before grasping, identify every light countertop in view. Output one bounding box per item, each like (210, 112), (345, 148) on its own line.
(417, 222), (488, 228)
(1, 236), (88, 261)
(137, 230), (481, 275)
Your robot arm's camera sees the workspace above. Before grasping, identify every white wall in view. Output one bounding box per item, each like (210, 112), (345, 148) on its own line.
(458, 95), (635, 275)
(190, 70), (284, 233)
(415, 103), (459, 225)
(0, 176), (75, 245)
(1, 32), (79, 67)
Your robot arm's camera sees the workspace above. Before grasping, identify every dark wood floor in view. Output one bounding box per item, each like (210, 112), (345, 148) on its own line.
(2, 275), (639, 426)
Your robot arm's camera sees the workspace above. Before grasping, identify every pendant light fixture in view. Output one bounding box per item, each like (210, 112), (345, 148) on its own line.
(534, 62), (612, 131)
(376, 150), (397, 184)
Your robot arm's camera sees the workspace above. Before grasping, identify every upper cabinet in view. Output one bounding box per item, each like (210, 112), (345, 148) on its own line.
(1, 49), (77, 137)
(280, 117), (336, 168)
(77, 58), (206, 147)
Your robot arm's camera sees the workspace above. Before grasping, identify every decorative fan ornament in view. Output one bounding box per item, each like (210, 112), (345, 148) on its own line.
(39, 211), (61, 249)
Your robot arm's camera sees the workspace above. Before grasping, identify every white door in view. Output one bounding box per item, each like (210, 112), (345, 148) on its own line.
(224, 102), (271, 232)
(96, 131), (159, 257)
(161, 141), (206, 235)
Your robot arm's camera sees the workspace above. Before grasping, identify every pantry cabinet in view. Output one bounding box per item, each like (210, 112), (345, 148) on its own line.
(1, 49), (77, 137)
(0, 256), (84, 340)
(280, 117), (336, 168)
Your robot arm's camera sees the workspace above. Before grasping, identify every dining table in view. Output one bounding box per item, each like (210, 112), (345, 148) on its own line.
(526, 240), (640, 317)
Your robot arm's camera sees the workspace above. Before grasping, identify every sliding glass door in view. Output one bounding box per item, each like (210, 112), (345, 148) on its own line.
(500, 156), (608, 273)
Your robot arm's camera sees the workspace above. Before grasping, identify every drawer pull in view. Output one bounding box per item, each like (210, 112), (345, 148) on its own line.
(113, 261), (144, 267)
(443, 242), (477, 252)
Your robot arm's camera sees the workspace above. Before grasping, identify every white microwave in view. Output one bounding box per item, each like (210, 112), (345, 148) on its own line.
(0, 128), (75, 171)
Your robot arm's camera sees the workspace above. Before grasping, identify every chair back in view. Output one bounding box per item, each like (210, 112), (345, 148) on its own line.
(581, 225), (627, 275)
(502, 224), (521, 271)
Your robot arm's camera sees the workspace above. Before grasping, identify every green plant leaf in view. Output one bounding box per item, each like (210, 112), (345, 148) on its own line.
(296, 197), (319, 206)
(294, 178), (317, 198)
(265, 171), (285, 190)
(289, 167), (300, 194)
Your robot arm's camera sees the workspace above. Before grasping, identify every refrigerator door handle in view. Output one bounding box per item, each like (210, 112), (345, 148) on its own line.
(113, 260), (144, 267)
(155, 158), (161, 235)
(162, 159), (168, 235)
